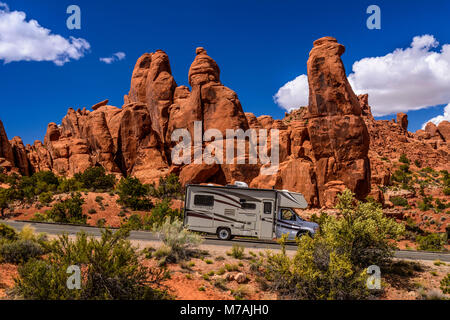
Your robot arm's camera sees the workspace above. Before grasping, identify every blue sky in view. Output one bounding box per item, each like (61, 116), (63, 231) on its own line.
(1, 0), (449, 144)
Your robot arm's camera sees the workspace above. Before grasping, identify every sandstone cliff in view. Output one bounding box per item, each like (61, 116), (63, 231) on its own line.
(1, 38), (449, 209)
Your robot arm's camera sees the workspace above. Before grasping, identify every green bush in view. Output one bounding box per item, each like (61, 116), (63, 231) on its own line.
(39, 193), (87, 225)
(418, 196), (434, 211)
(390, 196), (408, 207)
(0, 239), (44, 264)
(38, 191), (53, 205)
(261, 190), (404, 300)
(228, 244), (245, 259)
(122, 214), (144, 230)
(391, 169), (411, 186)
(414, 159), (422, 168)
(441, 273), (450, 294)
(153, 218), (203, 263)
(149, 174), (183, 199)
(417, 233), (447, 251)
(73, 167), (116, 191)
(144, 199), (182, 228)
(18, 171), (59, 201)
(0, 188), (14, 217)
(116, 177), (153, 211)
(13, 229), (169, 300)
(57, 178), (83, 193)
(96, 219), (106, 228)
(399, 154), (410, 164)
(0, 223), (18, 241)
(444, 187), (450, 196)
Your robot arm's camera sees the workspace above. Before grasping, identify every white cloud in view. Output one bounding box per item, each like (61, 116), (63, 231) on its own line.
(100, 52), (126, 64)
(0, 2), (90, 66)
(274, 35), (450, 117)
(273, 74), (309, 111)
(422, 104), (450, 129)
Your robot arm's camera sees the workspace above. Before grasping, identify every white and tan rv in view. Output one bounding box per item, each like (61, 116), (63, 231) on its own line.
(183, 182), (319, 240)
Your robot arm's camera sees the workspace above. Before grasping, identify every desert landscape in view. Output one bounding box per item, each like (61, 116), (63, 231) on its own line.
(0, 34), (449, 301)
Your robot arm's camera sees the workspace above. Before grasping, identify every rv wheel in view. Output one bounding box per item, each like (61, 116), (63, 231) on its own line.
(217, 228), (232, 241)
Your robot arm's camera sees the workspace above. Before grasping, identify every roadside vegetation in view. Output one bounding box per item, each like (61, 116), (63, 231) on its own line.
(0, 165), (185, 229)
(0, 222), (170, 300)
(384, 155), (449, 249)
(254, 190), (405, 299)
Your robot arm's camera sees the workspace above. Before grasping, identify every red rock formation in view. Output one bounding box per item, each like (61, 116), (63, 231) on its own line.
(0, 119), (15, 170)
(125, 50), (177, 143)
(2, 38), (447, 210)
(10, 137), (31, 176)
(396, 113), (408, 131)
(437, 121), (450, 142)
(305, 37), (371, 205)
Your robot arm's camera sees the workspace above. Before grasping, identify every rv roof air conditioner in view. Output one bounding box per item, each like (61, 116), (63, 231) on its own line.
(234, 181), (249, 188)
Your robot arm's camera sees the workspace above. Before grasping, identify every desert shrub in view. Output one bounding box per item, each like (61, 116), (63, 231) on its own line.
(0, 223), (18, 241)
(435, 199), (446, 212)
(214, 278), (228, 291)
(116, 177), (153, 211)
(0, 240), (44, 264)
(39, 193), (86, 225)
(416, 233), (447, 251)
(18, 225), (47, 244)
(444, 187), (450, 196)
(441, 273), (450, 294)
(418, 196), (434, 211)
(17, 171), (59, 201)
(152, 218), (203, 263)
(0, 188), (14, 217)
(96, 219), (106, 228)
(73, 167), (116, 191)
(414, 159), (422, 168)
(261, 190), (404, 300)
(228, 244), (245, 259)
(149, 174), (183, 199)
(38, 191), (53, 205)
(391, 168), (412, 186)
(88, 208), (97, 214)
(13, 229), (169, 300)
(144, 199), (182, 228)
(231, 286), (248, 300)
(399, 154), (410, 164)
(225, 263), (239, 272)
(57, 177), (83, 193)
(390, 196), (408, 207)
(122, 214), (144, 230)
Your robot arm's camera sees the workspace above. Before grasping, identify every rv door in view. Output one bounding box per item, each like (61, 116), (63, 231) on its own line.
(257, 200), (274, 240)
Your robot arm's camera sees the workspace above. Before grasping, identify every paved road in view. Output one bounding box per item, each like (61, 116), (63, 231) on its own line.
(2, 220), (450, 262)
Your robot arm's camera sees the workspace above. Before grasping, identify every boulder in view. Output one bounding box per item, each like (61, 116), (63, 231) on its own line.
(437, 121), (450, 142)
(396, 113), (408, 131)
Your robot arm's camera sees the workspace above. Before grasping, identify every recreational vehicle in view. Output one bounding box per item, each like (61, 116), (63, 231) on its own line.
(183, 182), (319, 241)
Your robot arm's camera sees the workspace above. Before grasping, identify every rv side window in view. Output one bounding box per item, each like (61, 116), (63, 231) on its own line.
(194, 195), (214, 207)
(241, 202), (256, 210)
(263, 202), (272, 214)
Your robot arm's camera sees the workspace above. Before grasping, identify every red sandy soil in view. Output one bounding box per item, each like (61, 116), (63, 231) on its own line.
(143, 253), (276, 300)
(0, 263), (18, 299)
